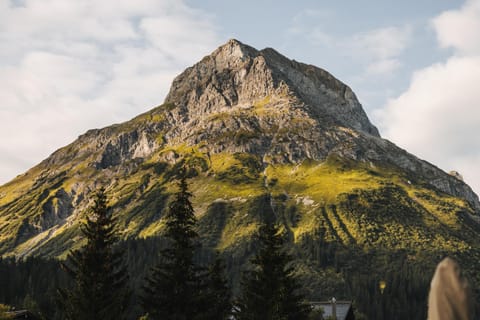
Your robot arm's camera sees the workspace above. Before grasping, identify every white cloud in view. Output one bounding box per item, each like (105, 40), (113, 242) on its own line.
(352, 26), (411, 60)
(287, 12), (411, 76)
(432, 0), (480, 55)
(365, 58), (401, 75)
(347, 26), (412, 75)
(378, 0), (480, 194)
(0, 0), (219, 184)
(287, 9), (335, 47)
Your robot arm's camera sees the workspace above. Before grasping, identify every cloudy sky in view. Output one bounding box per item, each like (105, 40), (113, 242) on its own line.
(0, 0), (479, 195)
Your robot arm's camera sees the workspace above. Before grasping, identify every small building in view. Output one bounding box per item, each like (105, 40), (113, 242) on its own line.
(310, 299), (355, 320)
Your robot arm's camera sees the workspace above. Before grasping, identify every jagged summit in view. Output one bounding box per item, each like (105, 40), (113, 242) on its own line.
(165, 39), (380, 136)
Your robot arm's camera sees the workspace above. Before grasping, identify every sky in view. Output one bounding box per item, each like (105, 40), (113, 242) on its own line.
(0, 0), (479, 195)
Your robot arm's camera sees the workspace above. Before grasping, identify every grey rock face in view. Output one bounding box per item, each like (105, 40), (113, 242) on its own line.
(96, 130), (158, 169)
(449, 171), (464, 181)
(165, 39), (379, 136)
(38, 188), (73, 230)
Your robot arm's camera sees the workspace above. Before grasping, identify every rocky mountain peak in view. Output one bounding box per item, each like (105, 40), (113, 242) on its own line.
(212, 38), (259, 64)
(165, 39), (379, 137)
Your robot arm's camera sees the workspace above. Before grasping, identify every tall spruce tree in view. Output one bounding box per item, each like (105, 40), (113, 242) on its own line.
(235, 223), (311, 320)
(141, 175), (202, 320)
(58, 188), (130, 320)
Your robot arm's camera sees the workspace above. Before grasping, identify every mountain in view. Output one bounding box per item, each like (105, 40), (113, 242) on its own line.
(1, 39), (480, 317)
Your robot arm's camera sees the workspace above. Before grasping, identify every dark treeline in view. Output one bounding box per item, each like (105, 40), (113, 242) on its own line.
(0, 238), (473, 319)
(0, 246), (438, 319)
(0, 256), (66, 318)
(0, 237), (242, 319)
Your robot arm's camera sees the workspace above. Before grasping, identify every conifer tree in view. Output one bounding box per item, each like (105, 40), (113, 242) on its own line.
(141, 175), (202, 320)
(197, 255), (232, 320)
(235, 223), (311, 320)
(58, 188), (130, 320)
